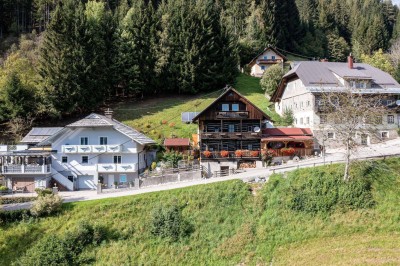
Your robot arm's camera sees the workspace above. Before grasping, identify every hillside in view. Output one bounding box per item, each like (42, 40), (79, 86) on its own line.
(114, 74), (278, 143)
(2, 159), (400, 265)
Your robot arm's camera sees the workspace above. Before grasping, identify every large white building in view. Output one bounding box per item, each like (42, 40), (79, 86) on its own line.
(271, 57), (400, 146)
(0, 111), (156, 192)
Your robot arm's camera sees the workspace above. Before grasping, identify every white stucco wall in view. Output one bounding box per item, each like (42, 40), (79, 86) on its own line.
(250, 49), (284, 77)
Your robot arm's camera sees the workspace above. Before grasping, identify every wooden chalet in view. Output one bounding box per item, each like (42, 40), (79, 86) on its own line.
(192, 87), (271, 172)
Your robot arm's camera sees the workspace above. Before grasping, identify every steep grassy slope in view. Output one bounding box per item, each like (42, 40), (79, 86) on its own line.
(113, 74), (277, 143)
(2, 159), (400, 265)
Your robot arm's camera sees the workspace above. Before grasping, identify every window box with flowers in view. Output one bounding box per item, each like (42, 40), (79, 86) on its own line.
(203, 150), (212, 158)
(281, 147), (295, 156)
(220, 150), (229, 158)
(250, 150), (260, 157)
(235, 150), (243, 157)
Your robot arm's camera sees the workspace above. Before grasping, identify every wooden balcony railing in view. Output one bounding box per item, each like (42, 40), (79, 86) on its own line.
(200, 132), (261, 139)
(201, 150), (260, 159)
(215, 111), (249, 119)
(269, 148), (314, 157)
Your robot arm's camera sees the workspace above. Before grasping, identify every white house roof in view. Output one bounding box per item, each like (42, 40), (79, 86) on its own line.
(283, 61), (400, 88)
(20, 127), (64, 144)
(38, 113), (156, 146)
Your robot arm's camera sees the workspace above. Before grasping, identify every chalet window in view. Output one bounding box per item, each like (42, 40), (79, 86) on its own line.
(327, 133), (335, 139)
(263, 56), (267, 59)
(300, 102), (304, 108)
(228, 124), (235, 133)
(306, 100), (310, 107)
(61, 156), (68, 163)
(320, 115), (327, 124)
(80, 137), (88, 145)
(350, 80), (367, 89)
(248, 144), (253, 150)
(222, 104), (229, 111)
(381, 131), (389, 139)
(300, 118), (303, 125)
(232, 104), (239, 111)
(261, 66), (266, 70)
(306, 117), (310, 124)
(272, 56), (276, 60)
(113, 156), (122, 164)
(388, 115), (395, 124)
(81, 156), (89, 164)
(100, 137), (108, 145)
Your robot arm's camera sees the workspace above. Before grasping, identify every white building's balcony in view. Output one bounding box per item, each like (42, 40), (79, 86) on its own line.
(1, 164), (51, 174)
(97, 163), (138, 173)
(62, 145), (122, 154)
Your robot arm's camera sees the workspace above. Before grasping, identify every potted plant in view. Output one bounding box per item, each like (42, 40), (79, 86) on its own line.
(281, 147), (295, 156)
(220, 150), (229, 157)
(114, 181), (118, 189)
(203, 150), (212, 158)
(235, 150), (243, 157)
(0, 186), (8, 195)
(250, 150), (260, 157)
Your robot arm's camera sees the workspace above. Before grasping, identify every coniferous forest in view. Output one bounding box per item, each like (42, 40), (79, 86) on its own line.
(0, 0), (399, 120)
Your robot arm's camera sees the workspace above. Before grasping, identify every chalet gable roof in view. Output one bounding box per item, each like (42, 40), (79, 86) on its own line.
(248, 46), (288, 67)
(192, 87), (271, 122)
(38, 113), (156, 146)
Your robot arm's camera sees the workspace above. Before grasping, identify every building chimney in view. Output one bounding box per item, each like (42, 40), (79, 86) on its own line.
(348, 53), (353, 69)
(105, 108), (113, 120)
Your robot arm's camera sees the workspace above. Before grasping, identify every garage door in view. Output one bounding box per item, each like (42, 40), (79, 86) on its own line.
(12, 178), (35, 192)
(78, 175), (96, 190)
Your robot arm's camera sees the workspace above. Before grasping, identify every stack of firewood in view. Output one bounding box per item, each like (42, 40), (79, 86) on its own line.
(238, 161), (256, 169)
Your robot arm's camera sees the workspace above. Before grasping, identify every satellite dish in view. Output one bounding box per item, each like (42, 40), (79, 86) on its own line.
(254, 127), (261, 133)
(396, 100), (400, 106)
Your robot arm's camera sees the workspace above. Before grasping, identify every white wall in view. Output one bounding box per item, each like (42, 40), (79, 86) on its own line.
(250, 49), (284, 77)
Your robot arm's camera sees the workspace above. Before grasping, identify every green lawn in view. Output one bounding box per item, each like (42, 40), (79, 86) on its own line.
(2, 159), (400, 265)
(113, 74), (278, 143)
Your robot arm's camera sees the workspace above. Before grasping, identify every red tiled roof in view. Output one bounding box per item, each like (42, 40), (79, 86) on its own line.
(262, 136), (313, 141)
(262, 128), (312, 136)
(164, 138), (190, 147)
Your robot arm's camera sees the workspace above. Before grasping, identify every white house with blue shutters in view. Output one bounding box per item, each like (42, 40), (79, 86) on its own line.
(0, 111), (156, 192)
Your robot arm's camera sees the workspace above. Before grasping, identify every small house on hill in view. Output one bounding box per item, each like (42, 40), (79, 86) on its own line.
(164, 138), (191, 154)
(248, 46), (287, 77)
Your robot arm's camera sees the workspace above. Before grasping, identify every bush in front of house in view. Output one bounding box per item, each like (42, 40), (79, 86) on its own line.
(0, 209), (31, 225)
(150, 203), (192, 242)
(0, 197), (36, 205)
(0, 186), (8, 191)
(30, 194), (63, 217)
(34, 188), (53, 197)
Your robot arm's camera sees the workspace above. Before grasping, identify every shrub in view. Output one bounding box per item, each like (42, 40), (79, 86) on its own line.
(162, 151), (183, 168)
(220, 150), (229, 157)
(150, 203), (192, 242)
(283, 168), (375, 214)
(17, 235), (72, 266)
(151, 161), (157, 170)
(203, 150), (212, 158)
(0, 186), (8, 191)
(35, 188), (53, 197)
(0, 209), (31, 225)
(30, 194), (63, 217)
(235, 150), (243, 157)
(0, 197), (36, 205)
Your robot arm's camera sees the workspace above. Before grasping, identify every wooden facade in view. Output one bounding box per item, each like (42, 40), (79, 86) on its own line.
(193, 87), (271, 160)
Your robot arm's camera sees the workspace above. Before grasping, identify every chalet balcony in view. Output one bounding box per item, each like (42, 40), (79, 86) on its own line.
(62, 145), (122, 154)
(97, 163), (138, 173)
(216, 111), (249, 119)
(257, 59), (283, 64)
(1, 164), (51, 174)
(200, 150), (260, 160)
(200, 132), (261, 139)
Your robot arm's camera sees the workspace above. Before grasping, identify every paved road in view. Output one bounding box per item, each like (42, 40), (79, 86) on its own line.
(2, 138), (400, 212)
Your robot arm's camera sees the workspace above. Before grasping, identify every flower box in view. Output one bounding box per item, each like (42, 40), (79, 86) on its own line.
(203, 150), (212, 158)
(235, 150), (243, 157)
(250, 150), (259, 157)
(220, 150), (229, 157)
(281, 147), (295, 156)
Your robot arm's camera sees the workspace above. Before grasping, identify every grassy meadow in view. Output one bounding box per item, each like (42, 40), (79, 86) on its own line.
(113, 74), (278, 143)
(2, 158), (400, 265)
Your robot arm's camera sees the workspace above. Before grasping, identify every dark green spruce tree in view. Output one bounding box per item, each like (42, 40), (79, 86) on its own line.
(115, 0), (158, 96)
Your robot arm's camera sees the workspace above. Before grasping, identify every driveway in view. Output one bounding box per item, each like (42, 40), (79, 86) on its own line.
(2, 138), (400, 212)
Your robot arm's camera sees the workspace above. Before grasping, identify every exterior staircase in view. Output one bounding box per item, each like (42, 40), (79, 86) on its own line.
(51, 169), (74, 191)
(50, 178), (69, 191)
